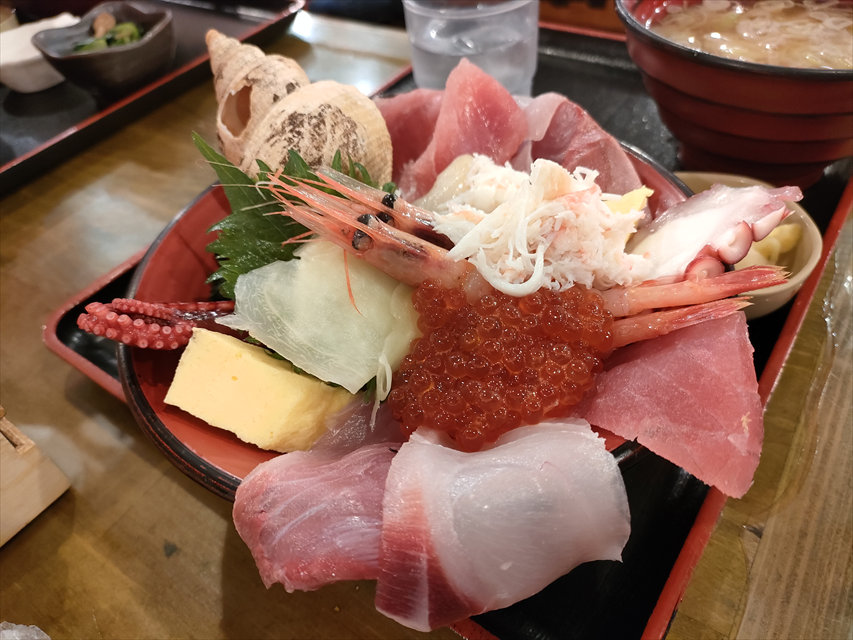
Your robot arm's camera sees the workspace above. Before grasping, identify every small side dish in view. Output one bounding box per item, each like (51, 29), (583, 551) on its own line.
(73, 11), (142, 52)
(31, 1), (174, 95)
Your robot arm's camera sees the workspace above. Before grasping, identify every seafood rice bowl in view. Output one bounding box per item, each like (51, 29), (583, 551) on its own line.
(77, 47), (808, 634)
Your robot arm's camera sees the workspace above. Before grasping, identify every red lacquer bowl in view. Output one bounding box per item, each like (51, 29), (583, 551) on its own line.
(116, 144), (690, 500)
(614, 0), (853, 188)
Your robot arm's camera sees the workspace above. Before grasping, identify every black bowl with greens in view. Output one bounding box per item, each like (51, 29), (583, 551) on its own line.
(32, 1), (174, 96)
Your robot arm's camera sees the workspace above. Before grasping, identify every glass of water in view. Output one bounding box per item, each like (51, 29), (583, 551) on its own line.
(402, 0), (539, 96)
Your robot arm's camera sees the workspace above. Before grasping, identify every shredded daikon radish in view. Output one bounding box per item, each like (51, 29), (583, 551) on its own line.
(425, 155), (651, 295)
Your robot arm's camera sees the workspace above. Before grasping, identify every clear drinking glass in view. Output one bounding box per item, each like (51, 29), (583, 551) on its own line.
(402, 0), (539, 96)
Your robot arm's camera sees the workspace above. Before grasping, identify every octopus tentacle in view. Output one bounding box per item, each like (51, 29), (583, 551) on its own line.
(77, 299), (235, 349)
(627, 184), (803, 280)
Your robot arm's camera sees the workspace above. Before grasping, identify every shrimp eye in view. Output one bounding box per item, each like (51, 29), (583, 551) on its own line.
(382, 192), (397, 208)
(351, 228), (373, 252)
(377, 212), (394, 225)
(357, 213), (375, 226)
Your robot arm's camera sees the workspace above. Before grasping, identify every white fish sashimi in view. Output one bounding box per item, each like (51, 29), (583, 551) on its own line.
(375, 419), (631, 632)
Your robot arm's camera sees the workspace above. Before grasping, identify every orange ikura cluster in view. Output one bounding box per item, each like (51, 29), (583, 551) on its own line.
(387, 281), (615, 451)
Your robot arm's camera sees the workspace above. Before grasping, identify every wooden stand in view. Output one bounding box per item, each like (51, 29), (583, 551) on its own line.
(0, 406), (70, 546)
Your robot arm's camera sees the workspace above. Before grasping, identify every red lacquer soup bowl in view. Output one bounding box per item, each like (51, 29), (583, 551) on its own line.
(614, 0), (853, 188)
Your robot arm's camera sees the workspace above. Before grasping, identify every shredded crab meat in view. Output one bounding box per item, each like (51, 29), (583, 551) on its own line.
(427, 155), (651, 295)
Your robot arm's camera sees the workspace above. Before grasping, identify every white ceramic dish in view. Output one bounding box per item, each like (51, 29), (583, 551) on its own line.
(0, 12), (79, 93)
(676, 171), (823, 320)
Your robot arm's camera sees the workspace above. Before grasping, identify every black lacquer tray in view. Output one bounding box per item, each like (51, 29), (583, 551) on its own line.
(0, 0), (304, 195)
(43, 23), (852, 640)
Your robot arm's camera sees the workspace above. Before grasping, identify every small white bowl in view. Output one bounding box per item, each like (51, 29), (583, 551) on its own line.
(0, 12), (79, 93)
(677, 171), (823, 320)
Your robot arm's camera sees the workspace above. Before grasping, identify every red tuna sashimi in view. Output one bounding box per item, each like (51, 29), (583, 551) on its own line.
(375, 420), (630, 632)
(375, 88), (443, 183)
(512, 92), (643, 195)
(579, 313), (763, 498)
(233, 442), (395, 591)
(396, 59), (529, 200)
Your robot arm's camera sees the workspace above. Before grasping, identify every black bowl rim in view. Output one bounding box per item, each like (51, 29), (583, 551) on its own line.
(614, 0), (853, 80)
(31, 0), (172, 60)
(118, 184), (242, 501)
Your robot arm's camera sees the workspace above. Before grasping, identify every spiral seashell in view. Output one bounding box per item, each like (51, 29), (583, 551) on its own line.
(206, 29), (264, 104)
(238, 80), (393, 186)
(206, 30), (392, 183)
(207, 29), (311, 167)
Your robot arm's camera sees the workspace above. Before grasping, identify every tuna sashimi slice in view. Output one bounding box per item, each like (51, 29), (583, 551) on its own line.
(512, 92), (642, 195)
(233, 442), (396, 591)
(580, 313), (763, 498)
(396, 59), (529, 200)
(375, 88), (443, 183)
(375, 420), (630, 632)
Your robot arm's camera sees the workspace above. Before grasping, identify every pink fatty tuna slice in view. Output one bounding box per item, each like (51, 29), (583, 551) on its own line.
(374, 88), (443, 183)
(580, 313), (763, 498)
(375, 419), (630, 632)
(233, 442), (396, 591)
(391, 59), (529, 201)
(376, 61), (644, 203)
(511, 92), (643, 196)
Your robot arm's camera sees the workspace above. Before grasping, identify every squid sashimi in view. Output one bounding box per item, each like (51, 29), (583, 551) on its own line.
(579, 313), (763, 498)
(375, 419), (630, 632)
(233, 442), (395, 591)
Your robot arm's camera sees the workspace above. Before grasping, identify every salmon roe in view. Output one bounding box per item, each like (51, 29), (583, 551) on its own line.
(387, 280), (614, 451)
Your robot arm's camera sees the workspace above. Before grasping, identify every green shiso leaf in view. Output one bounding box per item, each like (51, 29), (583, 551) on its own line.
(192, 133), (396, 300)
(192, 133), (310, 299)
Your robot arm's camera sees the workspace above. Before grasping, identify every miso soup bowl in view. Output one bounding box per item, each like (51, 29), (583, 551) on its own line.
(615, 0), (853, 188)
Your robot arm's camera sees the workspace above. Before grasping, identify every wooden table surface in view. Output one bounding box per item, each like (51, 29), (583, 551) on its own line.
(0, 11), (850, 640)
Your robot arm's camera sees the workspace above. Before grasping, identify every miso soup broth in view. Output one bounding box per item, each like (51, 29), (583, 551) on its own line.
(650, 0), (853, 69)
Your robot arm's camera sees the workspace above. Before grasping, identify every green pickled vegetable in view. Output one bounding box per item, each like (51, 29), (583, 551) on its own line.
(74, 21), (143, 52)
(109, 22), (140, 45)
